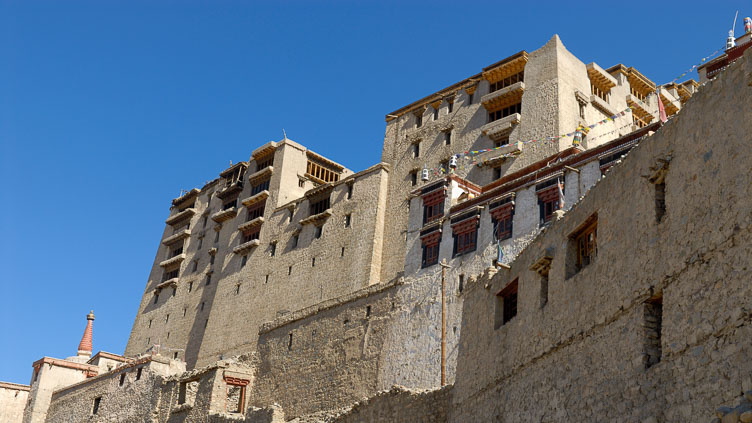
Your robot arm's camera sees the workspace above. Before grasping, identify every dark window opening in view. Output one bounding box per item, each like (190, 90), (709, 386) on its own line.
(493, 167), (502, 180)
(341, 247), (345, 257)
(288, 266), (292, 276)
(644, 294), (663, 368)
(206, 274), (212, 285)
(291, 234), (299, 248)
(575, 221), (597, 271)
(312, 257), (316, 267)
(270, 242), (277, 256)
(241, 255), (248, 268)
(255, 154), (274, 171)
(540, 273), (549, 308)
(310, 197), (330, 216)
(458, 274), (464, 293)
(366, 305), (371, 317)
(494, 278), (518, 329)
(655, 183), (666, 223)
(314, 225), (323, 239)
(119, 373), (126, 386)
(468, 92), (474, 104)
(251, 178), (270, 196)
(488, 102), (521, 123)
(92, 397), (101, 415)
(242, 230), (260, 244)
(489, 71), (524, 93)
(433, 107), (439, 120)
(447, 100), (454, 113)
(163, 268), (179, 282)
(445, 131), (451, 146)
(415, 113), (423, 128)
(153, 293), (159, 304)
(493, 214), (513, 241)
(136, 368), (142, 380)
(345, 214), (351, 227)
(288, 333), (293, 350)
(410, 171), (418, 186)
(412, 142), (420, 158)
(222, 199), (237, 211)
(346, 184), (353, 199)
(246, 201), (266, 221)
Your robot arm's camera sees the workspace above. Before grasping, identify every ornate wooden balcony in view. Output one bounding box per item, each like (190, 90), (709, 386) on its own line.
(238, 217), (264, 233)
(233, 239), (260, 255)
(241, 190), (270, 208)
(159, 253), (186, 268)
(165, 208), (196, 226)
(211, 208), (237, 223)
(162, 229), (191, 246)
(481, 113), (521, 141)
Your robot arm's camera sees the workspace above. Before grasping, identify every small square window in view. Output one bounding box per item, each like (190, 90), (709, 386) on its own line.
(494, 278), (518, 329)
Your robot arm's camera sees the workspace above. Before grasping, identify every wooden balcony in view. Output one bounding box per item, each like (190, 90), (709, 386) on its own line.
(165, 208), (196, 226)
(211, 208), (237, 223)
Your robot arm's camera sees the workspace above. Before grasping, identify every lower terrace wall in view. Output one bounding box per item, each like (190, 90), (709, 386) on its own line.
(449, 50), (752, 422)
(0, 382), (29, 423)
(251, 278), (405, 419)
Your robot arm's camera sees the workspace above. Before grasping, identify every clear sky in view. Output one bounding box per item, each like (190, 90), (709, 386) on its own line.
(0, 0), (746, 384)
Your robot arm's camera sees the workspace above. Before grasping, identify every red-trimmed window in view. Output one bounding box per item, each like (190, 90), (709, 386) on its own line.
(224, 376), (249, 413)
(537, 179), (564, 224)
(490, 199), (514, 241)
(498, 278), (518, 325)
(422, 188), (446, 225)
(421, 229), (441, 268)
(452, 215), (478, 257)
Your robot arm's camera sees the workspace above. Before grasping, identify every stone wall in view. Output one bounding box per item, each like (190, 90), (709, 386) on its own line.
(449, 50), (752, 422)
(0, 382), (29, 423)
(250, 278), (404, 419)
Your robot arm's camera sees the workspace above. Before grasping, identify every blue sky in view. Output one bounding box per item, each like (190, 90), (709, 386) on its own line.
(0, 0), (746, 384)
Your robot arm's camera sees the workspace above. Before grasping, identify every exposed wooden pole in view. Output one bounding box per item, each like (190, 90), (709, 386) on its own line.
(439, 258), (451, 386)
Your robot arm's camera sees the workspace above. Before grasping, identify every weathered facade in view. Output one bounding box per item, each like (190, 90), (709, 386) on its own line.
(3, 31), (751, 422)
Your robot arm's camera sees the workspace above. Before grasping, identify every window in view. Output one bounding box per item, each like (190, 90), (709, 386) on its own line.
(493, 214), (513, 241)
(192, 260), (198, 272)
(242, 229), (260, 244)
(210, 254), (215, 265)
(344, 214), (351, 228)
(540, 272), (549, 308)
(201, 302), (205, 311)
(174, 352), (179, 360)
(494, 137), (509, 148)
(291, 234), (299, 248)
(591, 83), (609, 102)
(288, 266), (292, 275)
(412, 142), (420, 158)
(269, 242), (277, 257)
(346, 183), (353, 199)
(306, 159), (341, 183)
(489, 71), (524, 93)
(183, 307), (187, 317)
(444, 130), (451, 146)
(415, 112), (423, 128)
(154, 293), (159, 304)
(163, 268), (179, 282)
(222, 199), (237, 211)
(314, 225), (323, 239)
(312, 257), (316, 267)
(488, 102), (521, 122)
(148, 319), (152, 328)
(165, 314), (169, 323)
(251, 178), (271, 196)
(575, 220), (597, 270)
(447, 99), (454, 113)
(451, 214), (478, 257)
(246, 201), (265, 221)
(235, 284), (241, 294)
(298, 179), (305, 188)
(92, 397), (102, 415)
(644, 294), (663, 368)
(178, 380), (199, 406)
(206, 274), (212, 285)
(433, 107), (439, 120)
(255, 154), (274, 171)
(136, 368), (142, 380)
(168, 245), (183, 259)
(458, 274), (464, 293)
(341, 246), (345, 257)
(422, 187), (446, 225)
(172, 287), (176, 297)
(310, 197), (331, 216)
(265, 274), (269, 283)
(225, 378), (248, 414)
(655, 182), (666, 223)
(493, 167), (502, 180)
(467, 92), (474, 105)
(494, 278), (518, 329)
(420, 228), (441, 268)
(188, 281), (193, 292)
(214, 231), (220, 243)
(410, 171), (418, 186)
(241, 255), (248, 268)
(579, 102), (586, 119)
(537, 179), (564, 224)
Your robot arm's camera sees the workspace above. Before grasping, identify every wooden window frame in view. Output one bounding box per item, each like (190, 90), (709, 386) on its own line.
(575, 220), (597, 270)
(497, 278), (518, 325)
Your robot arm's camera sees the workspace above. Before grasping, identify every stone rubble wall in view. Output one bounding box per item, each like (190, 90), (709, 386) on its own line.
(449, 48), (752, 422)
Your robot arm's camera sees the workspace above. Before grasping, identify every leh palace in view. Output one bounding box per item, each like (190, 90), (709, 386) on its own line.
(2, 23), (752, 423)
